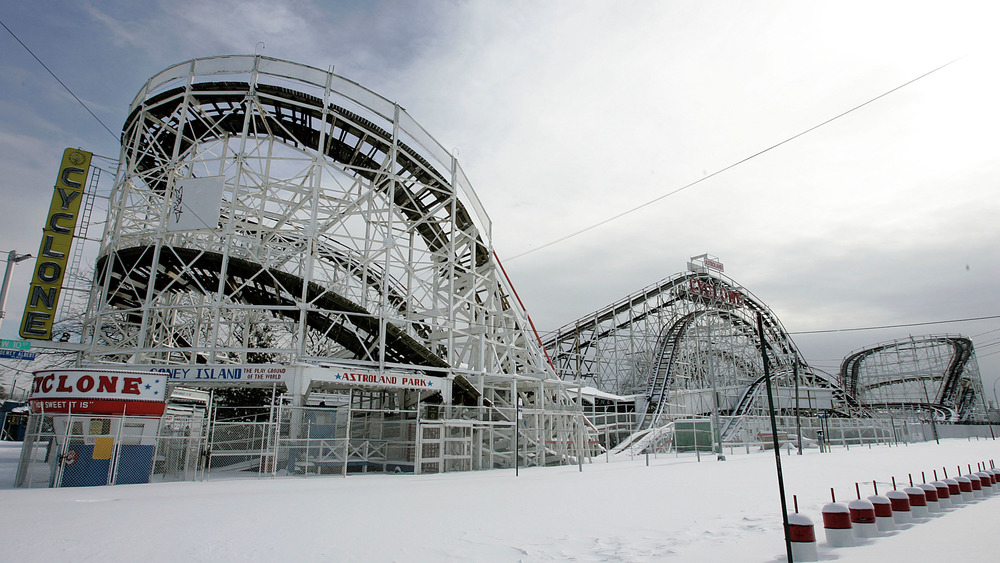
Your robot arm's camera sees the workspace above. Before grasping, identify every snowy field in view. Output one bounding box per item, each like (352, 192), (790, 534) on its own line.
(1, 438), (998, 562)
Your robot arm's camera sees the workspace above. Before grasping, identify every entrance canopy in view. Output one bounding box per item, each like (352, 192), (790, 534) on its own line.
(76, 363), (453, 404)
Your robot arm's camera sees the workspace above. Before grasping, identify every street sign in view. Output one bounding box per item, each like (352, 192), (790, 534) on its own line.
(0, 339), (31, 351)
(0, 349), (36, 361)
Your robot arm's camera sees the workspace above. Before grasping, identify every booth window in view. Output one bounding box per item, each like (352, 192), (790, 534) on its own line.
(89, 418), (112, 436)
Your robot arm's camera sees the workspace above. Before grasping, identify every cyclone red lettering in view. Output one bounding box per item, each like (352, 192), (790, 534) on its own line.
(121, 377), (141, 395)
(97, 376), (117, 393)
(56, 375), (73, 392)
(77, 375), (94, 393)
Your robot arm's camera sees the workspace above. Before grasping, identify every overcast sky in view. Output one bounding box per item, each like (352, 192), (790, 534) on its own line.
(1, 1), (998, 396)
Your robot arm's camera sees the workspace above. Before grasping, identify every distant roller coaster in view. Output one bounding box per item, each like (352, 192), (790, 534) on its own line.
(541, 257), (867, 445)
(541, 256), (989, 449)
(840, 335), (987, 422)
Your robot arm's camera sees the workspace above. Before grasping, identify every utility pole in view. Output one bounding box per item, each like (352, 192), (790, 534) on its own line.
(757, 312), (793, 563)
(707, 315), (725, 460)
(794, 362), (802, 455)
(0, 250), (33, 332)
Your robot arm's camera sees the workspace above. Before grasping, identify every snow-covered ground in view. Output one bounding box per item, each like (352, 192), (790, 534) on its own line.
(0, 438), (998, 561)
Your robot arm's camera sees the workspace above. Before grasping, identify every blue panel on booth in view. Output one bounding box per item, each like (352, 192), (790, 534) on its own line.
(115, 445), (155, 484)
(61, 445), (111, 487)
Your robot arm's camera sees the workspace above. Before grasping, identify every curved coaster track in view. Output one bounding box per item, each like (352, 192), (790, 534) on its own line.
(84, 56), (552, 387)
(543, 268), (872, 440)
(840, 335), (985, 422)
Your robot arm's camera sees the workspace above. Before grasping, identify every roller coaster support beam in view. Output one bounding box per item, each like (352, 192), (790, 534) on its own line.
(921, 379), (940, 445)
(708, 318), (724, 461)
(758, 312), (792, 563)
(978, 383), (996, 441)
(795, 362), (802, 456)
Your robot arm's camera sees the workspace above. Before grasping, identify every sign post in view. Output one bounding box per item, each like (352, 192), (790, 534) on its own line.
(757, 312), (794, 563)
(817, 410), (828, 452)
(515, 397), (523, 477)
(794, 363), (803, 455)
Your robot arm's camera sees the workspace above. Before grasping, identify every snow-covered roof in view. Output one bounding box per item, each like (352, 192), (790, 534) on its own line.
(579, 386), (639, 402)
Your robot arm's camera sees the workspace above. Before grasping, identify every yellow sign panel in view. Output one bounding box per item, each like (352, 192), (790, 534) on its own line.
(92, 437), (115, 460)
(20, 148), (92, 340)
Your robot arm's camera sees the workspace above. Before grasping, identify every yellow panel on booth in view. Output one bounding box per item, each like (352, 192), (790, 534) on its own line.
(92, 437), (114, 460)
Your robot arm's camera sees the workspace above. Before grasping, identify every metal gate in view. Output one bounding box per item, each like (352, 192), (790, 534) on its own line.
(416, 420), (474, 474)
(15, 413), (205, 488)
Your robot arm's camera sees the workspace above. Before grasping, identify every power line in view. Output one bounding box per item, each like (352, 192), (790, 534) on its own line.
(507, 58), (959, 261)
(789, 314), (1000, 335)
(0, 16), (118, 141)
(535, 313), (999, 338)
(972, 327), (1000, 339)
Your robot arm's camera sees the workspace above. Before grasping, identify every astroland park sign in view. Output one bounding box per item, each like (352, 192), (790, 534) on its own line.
(309, 366), (443, 392)
(29, 369), (166, 416)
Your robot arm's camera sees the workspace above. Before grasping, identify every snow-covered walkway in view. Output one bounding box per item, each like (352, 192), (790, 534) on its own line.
(0, 438), (997, 561)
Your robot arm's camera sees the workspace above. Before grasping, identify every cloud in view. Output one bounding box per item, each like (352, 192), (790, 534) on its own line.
(4, 0), (1000, 384)
(174, 0), (315, 51)
(82, 1), (153, 52)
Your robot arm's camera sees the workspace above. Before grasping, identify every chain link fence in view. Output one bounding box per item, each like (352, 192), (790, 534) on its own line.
(14, 400), (593, 486)
(15, 413), (185, 488)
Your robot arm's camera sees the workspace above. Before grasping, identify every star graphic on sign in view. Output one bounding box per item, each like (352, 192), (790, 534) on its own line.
(145, 384), (151, 390)
(335, 374), (342, 380)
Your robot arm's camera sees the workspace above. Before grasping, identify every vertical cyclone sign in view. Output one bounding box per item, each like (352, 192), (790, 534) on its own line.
(20, 148), (93, 340)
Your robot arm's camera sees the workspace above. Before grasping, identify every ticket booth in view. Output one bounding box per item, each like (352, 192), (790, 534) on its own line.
(28, 369), (166, 487)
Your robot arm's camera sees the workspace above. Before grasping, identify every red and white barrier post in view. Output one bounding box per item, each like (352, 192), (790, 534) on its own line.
(903, 487), (929, 518)
(945, 478), (964, 505)
(849, 499), (877, 538)
(965, 474), (983, 499)
(975, 471), (994, 495)
(931, 481), (952, 509)
(822, 503), (854, 547)
(788, 513), (818, 562)
(867, 495), (894, 531)
(955, 476), (974, 502)
(917, 483), (940, 513)
(886, 490), (912, 524)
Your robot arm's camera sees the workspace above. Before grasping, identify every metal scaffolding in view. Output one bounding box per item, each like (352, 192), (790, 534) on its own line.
(541, 257), (854, 442)
(28, 56), (982, 483)
(75, 55), (586, 472)
(840, 335), (987, 423)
